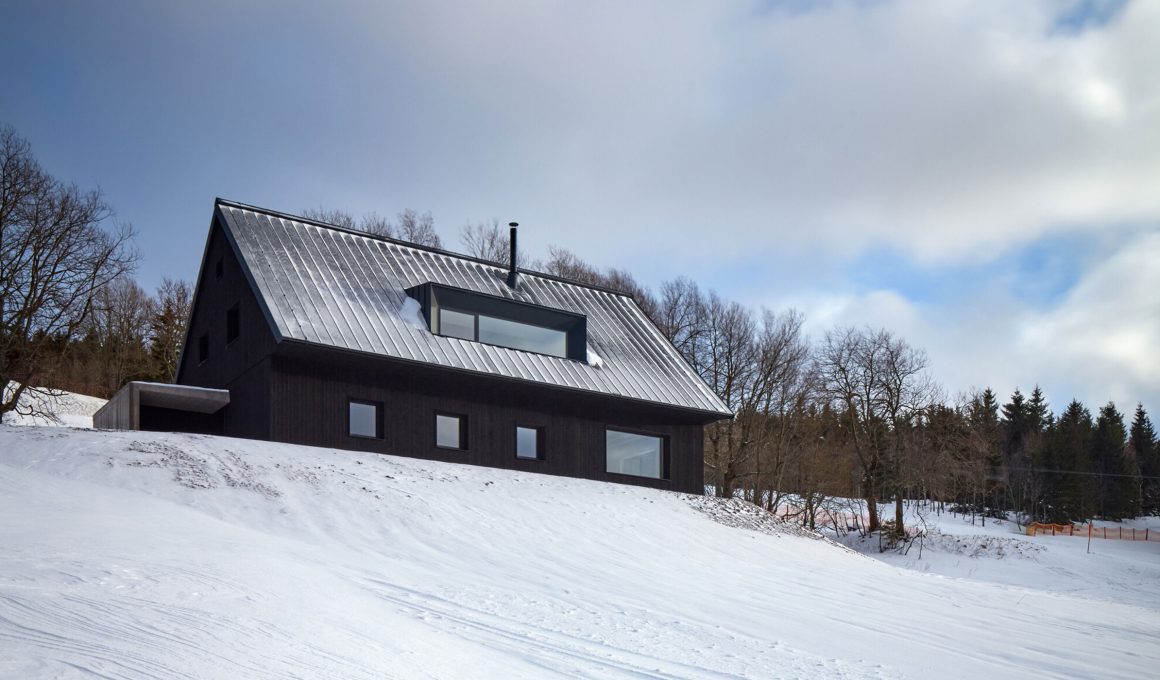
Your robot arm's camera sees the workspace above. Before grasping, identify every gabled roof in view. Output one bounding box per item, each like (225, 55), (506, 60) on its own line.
(214, 199), (731, 418)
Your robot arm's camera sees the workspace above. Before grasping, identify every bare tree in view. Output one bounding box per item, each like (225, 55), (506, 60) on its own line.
(302, 206), (440, 246)
(816, 327), (890, 533)
(0, 125), (137, 421)
(655, 277), (706, 363)
(395, 209), (441, 248)
(301, 206), (358, 230)
(460, 219), (516, 265)
(816, 326), (936, 537)
(878, 335), (938, 535)
(88, 276), (154, 397)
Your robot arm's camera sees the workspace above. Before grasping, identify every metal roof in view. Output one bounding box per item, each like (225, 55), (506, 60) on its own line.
(216, 200), (731, 418)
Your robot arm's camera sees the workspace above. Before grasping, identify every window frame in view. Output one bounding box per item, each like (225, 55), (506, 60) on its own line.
(225, 303), (240, 346)
(348, 399), (383, 440)
(604, 427), (670, 481)
(407, 282), (587, 361)
(514, 424), (545, 461)
(434, 411), (469, 451)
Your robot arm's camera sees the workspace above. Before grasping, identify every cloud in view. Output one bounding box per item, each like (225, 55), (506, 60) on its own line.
(302, 0), (1160, 267)
(788, 228), (1159, 411)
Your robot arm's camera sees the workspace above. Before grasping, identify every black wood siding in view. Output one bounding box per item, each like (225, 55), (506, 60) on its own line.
(176, 219), (276, 439)
(175, 217), (713, 494)
(267, 346), (707, 494)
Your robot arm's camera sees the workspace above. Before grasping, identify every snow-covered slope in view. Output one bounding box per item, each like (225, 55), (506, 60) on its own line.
(1, 385), (105, 428)
(1, 426), (1157, 679)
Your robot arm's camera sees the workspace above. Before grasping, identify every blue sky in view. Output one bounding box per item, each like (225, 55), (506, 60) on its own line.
(2, 0), (1157, 412)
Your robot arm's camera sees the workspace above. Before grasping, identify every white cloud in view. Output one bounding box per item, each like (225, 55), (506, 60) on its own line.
(309, 0), (1160, 267)
(788, 229), (1160, 411)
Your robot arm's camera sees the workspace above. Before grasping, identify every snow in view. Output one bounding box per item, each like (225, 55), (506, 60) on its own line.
(0, 384), (106, 428)
(586, 349), (604, 368)
(398, 295), (429, 330)
(834, 504), (1160, 610)
(1, 425), (1158, 679)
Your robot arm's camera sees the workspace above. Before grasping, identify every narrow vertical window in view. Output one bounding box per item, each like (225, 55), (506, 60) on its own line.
(215, 258), (224, 280)
(516, 425), (544, 460)
(226, 304), (240, 345)
(435, 413), (467, 449)
(349, 400), (382, 439)
(198, 333), (209, 364)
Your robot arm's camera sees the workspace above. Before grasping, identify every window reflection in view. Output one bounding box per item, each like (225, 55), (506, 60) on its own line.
(606, 430), (664, 479)
(479, 315), (567, 357)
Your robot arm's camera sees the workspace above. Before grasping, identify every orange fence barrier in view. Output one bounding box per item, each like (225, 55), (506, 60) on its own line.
(1026, 522), (1157, 541)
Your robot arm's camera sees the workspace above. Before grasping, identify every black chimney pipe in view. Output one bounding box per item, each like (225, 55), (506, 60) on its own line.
(506, 222), (519, 288)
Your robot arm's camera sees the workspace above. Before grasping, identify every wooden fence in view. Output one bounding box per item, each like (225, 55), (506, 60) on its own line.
(1026, 522), (1158, 541)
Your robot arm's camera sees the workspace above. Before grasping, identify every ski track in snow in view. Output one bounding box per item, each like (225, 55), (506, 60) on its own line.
(1, 423), (1158, 679)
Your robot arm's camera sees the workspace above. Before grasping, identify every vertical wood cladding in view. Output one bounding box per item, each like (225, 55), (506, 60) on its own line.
(267, 347), (707, 494)
(174, 216), (713, 494)
(176, 219), (276, 439)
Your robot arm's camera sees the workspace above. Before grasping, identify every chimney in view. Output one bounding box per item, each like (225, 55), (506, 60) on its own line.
(506, 222), (519, 288)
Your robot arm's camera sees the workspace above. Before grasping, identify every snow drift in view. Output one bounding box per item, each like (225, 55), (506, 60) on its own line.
(1, 425), (1157, 679)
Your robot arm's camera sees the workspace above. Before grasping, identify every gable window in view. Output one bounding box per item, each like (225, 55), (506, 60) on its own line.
(215, 258), (223, 280)
(198, 333), (209, 364)
(516, 425), (544, 460)
(226, 304), (240, 345)
(606, 429), (667, 480)
(407, 283), (586, 360)
(349, 400), (382, 439)
(435, 412), (467, 450)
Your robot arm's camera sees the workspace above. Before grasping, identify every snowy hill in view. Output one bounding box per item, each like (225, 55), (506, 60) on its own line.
(0, 384), (106, 428)
(2, 425), (1158, 679)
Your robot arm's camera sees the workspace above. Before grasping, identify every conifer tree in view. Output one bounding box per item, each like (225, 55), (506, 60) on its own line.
(1039, 400), (1094, 522)
(148, 279), (191, 382)
(1129, 405), (1159, 515)
(969, 388), (1003, 513)
(1093, 402), (1139, 519)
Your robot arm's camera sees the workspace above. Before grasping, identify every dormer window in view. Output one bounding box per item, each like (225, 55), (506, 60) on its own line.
(407, 282), (586, 361)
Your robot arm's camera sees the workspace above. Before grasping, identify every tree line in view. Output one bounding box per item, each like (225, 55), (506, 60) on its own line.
(434, 213), (1160, 533)
(3, 122), (1157, 534)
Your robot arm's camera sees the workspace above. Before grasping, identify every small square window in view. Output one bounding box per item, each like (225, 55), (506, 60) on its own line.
(516, 425), (543, 460)
(198, 333), (209, 364)
(226, 304), (240, 345)
(349, 400), (382, 439)
(436, 413), (467, 450)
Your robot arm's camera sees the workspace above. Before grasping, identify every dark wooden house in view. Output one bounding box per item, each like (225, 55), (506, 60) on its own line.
(96, 200), (732, 494)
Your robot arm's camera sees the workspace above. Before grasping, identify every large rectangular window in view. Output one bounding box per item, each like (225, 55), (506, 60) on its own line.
(408, 283), (586, 361)
(516, 425), (544, 460)
(436, 413), (467, 450)
(606, 429), (666, 480)
(349, 400), (382, 439)
(479, 315), (567, 357)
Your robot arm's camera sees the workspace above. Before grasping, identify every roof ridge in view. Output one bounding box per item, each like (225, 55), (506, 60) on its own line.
(214, 198), (635, 299)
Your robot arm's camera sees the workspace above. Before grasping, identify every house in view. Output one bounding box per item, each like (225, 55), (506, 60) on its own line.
(95, 199), (732, 493)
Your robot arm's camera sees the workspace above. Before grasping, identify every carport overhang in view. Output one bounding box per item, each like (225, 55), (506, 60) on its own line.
(94, 382), (230, 430)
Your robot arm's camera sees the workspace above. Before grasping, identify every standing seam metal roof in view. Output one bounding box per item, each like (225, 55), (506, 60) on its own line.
(217, 201), (731, 418)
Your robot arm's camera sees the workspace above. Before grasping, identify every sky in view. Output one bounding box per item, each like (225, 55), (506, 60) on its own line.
(2, 0), (1157, 415)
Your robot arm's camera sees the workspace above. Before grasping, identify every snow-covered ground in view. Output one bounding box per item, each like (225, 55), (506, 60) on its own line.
(1, 384), (105, 428)
(833, 505), (1160, 610)
(1, 424), (1158, 679)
